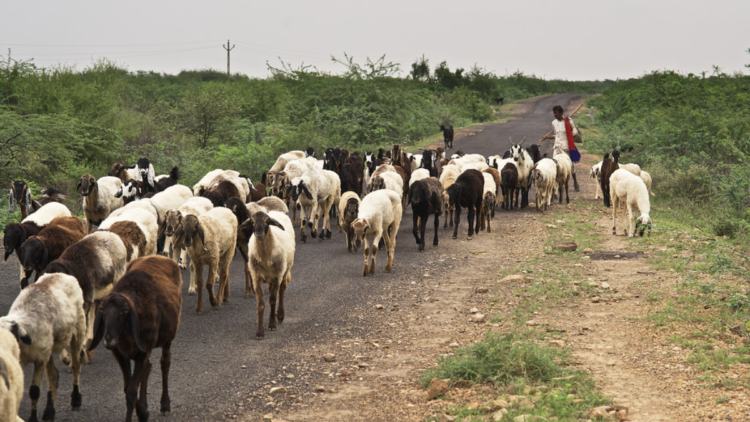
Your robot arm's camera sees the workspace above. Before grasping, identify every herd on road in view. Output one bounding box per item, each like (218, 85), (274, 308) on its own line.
(0, 120), (655, 422)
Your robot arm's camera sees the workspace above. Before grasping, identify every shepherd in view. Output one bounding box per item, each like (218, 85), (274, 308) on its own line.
(540, 105), (581, 191)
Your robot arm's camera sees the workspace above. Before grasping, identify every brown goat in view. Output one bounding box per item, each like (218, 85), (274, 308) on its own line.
(202, 179), (241, 207)
(483, 168), (502, 208)
(89, 255), (182, 422)
(446, 170), (484, 239)
(248, 172), (268, 202)
(107, 221), (148, 263)
(19, 216), (86, 288)
(601, 151), (620, 208)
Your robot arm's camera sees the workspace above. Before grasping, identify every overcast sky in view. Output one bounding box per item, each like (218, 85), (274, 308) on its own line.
(3, 0), (749, 81)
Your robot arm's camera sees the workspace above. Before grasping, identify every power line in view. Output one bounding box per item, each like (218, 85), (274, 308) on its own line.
(1, 40), (224, 47)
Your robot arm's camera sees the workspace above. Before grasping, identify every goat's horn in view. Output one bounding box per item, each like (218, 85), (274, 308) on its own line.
(509, 137), (515, 146)
(519, 137), (526, 146)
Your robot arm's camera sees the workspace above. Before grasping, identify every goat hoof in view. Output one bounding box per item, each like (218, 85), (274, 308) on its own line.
(256, 333), (264, 339)
(71, 385), (82, 408)
(268, 325), (277, 331)
(451, 235), (457, 239)
(326, 230), (331, 239)
(188, 289), (196, 296)
(161, 410), (171, 416)
(42, 406), (55, 421)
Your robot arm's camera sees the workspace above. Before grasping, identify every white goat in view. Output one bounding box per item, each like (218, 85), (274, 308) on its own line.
(610, 169), (652, 237)
(439, 165), (461, 228)
(409, 168), (431, 187)
(247, 210), (295, 339)
(351, 189), (403, 276)
(509, 138), (533, 206)
(0, 328), (23, 422)
(290, 169), (340, 242)
(620, 163), (642, 176)
(552, 147), (573, 204)
(590, 161), (603, 200)
(0, 273), (86, 422)
(531, 159), (558, 211)
(267, 151), (306, 187)
(640, 170), (655, 197)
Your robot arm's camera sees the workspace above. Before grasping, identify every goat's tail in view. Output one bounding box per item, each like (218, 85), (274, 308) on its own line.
(261, 172), (267, 185)
(169, 166), (180, 182)
(649, 190), (656, 197)
(41, 187), (67, 202)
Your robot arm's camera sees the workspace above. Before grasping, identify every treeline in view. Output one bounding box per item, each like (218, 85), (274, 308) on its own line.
(583, 70), (750, 240)
(0, 53), (611, 220)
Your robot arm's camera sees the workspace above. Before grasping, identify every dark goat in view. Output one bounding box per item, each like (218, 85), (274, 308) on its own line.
(9, 181), (66, 220)
(323, 148), (340, 174)
(492, 97), (504, 105)
(391, 145), (412, 204)
(248, 172), (267, 202)
(440, 125), (454, 149)
(340, 163), (361, 196)
(202, 180), (241, 207)
(526, 144), (543, 164)
(89, 255), (182, 422)
(345, 152), (365, 195)
(19, 216), (86, 288)
(501, 163), (519, 210)
(409, 178), (443, 252)
(134, 157), (155, 192)
(421, 150), (440, 178)
(304, 147), (316, 158)
(154, 167), (180, 192)
(601, 151), (620, 208)
(341, 197), (360, 253)
(446, 169), (484, 239)
(3, 222), (44, 265)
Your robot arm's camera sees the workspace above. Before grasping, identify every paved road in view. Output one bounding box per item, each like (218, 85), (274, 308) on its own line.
(0, 93), (587, 421)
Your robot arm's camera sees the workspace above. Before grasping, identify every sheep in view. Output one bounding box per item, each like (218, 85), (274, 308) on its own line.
(601, 150), (620, 207)
(239, 210), (294, 339)
(369, 164), (396, 183)
(479, 172), (497, 232)
(461, 161), (489, 173)
(19, 216), (86, 288)
(409, 168), (431, 187)
(3, 202), (71, 285)
(610, 169), (652, 237)
(0, 328), (23, 422)
(88, 255), (182, 422)
(440, 124), (454, 149)
(487, 155), (502, 169)
(100, 208), (159, 265)
(345, 152), (365, 195)
(439, 164), (461, 228)
(367, 172), (404, 200)
(202, 179), (241, 207)
(640, 171), (656, 197)
(289, 169), (341, 242)
(267, 151), (306, 188)
(351, 189), (403, 276)
(257, 196), (288, 213)
(483, 168), (502, 209)
(44, 231), (128, 358)
(181, 207), (237, 314)
(193, 169), (228, 197)
(501, 162), (519, 210)
(509, 137), (533, 208)
(410, 154), (422, 173)
(153, 166), (181, 193)
(458, 153), (486, 164)
(530, 159), (557, 211)
(0, 273), (86, 422)
(620, 163), (642, 176)
(409, 178), (443, 251)
(274, 158), (318, 225)
(338, 191), (360, 252)
(552, 145), (573, 204)
(162, 196), (213, 271)
(9, 181), (66, 220)
(105, 197), (159, 223)
(145, 184), (193, 254)
(78, 174), (125, 233)
(590, 161), (603, 200)
(108, 163), (136, 185)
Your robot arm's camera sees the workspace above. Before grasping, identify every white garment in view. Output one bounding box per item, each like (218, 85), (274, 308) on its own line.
(551, 117), (577, 152)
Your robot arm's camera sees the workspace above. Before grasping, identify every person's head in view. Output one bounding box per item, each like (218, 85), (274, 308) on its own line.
(552, 105), (564, 120)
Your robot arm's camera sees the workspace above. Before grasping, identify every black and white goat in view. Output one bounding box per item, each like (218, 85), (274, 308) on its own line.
(9, 180), (66, 220)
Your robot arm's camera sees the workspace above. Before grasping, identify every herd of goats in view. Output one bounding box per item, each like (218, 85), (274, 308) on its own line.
(0, 134), (656, 422)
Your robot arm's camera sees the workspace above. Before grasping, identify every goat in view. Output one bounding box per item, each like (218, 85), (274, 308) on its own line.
(248, 172), (268, 202)
(351, 190), (403, 276)
(440, 124), (454, 149)
(182, 207), (237, 314)
(153, 166), (180, 192)
(338, 192), (360, 253)
(610, 169), (652, 237)
(492, 97), (504, 105)
(289, 169), (340, 242)
(78, 174), (124, 233)
(530, 159), (557, 211)
(421, 149), (440, 178)
(640, 171), (656, 197)
(526, 144), (543, 164)
(501, 162), (519, 211)
(482, 168), (502, 210)
(479, 173), (497, 232)
(439, 165), (461, 228)
(109, 163), (136, 185)
(44, 232), (128, 360)
(409, 178), (443, 251)
(552, 145), (573, 204)
(133, 158), (156, 193)
(257, 196), (287, 213)
(590, 161), (604, 200)
(601, 150), (620, 207)
(3, 202), (71, 285)
(89, 255), (182, 422)
(19, 216), (86, 288)
(0, 327), (23, 422)
(9, 181), (66, 220)
(100, 208), (159, 265)
(509, 137), (533, 208)
(304, 147), (316, 158)
(267, 151), (306, 188)
(0, 273), (86, 422)
(202, 179), (241, 207)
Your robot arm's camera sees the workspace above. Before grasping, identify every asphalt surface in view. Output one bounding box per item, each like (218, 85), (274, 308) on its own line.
(0, 93), (587, 421)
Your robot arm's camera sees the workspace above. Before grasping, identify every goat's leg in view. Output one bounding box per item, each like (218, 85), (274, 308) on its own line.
(255, 278), (266, 338)
(310, 200), (319, 239)
(160, 342), (172, 415)
(195, 263), (205, 314)
(369, 235), (380, 274)
(126, 357), (147, 422)
(419, 213), (428, 251)
(69, 328), (83, 409)
(452, 206), (461, 239)
(433, 211), (440, 246)
(412, 213), (421, 245)
(277, 271), (290, 322)
(326, 201), (334, 238)
(135, 357), (151, 422)
(384, 228), (395, 272)
(218, 254), (231, 304)
(188, 261), (197, 295)
(565, 178), (570, 204)
(467, 205), (476, 237)
(244, 260), (254, 297)
(28, 361), (45, 422)
(612, 196), (618, 235)
(558, 183), (563, 204)
(627, 204), (635, 237)
(268, 277), (279, 331)
(362, 236), (371, 276)
(206, 261), (219, 308)
(42, 358), (58, 421)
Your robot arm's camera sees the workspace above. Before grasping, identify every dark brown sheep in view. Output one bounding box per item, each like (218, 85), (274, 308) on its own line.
(89, 255), (182, 422)
(409, 178), (443, 251)
(446, 169), (484, 239)
(202, 179), (241, 207)
(601, 151), (620, 208)
(19, 216), (86, 288)
(501, 163), (519, 210)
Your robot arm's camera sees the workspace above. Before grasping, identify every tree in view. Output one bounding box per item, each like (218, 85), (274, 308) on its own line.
(410, 55), (430, 82)
(182, 84), (240, 149)
(434, 62), (465, 90)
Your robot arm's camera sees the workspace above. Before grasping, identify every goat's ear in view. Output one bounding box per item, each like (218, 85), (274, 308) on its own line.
(147, 164), (155, 187)
(39, 243), (49, 273)
(196, 223), (206, 250)
(0, 357), (9, 389)
(24, 189), (32, 215)
(88, 311), (104, 351)
(157, 220), (166, 239)
(238, 219), (254, 237)
(9, 189), (15, 213)
(10, 322), (31, 345)
(76, 179), (82, 191)
(267, 218), (285, 231)
(301, 183), (313, 200)
(129, 307), (144, 352)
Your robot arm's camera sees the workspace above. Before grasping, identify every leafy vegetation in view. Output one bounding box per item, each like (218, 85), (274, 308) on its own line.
(582, 70), (750, 242)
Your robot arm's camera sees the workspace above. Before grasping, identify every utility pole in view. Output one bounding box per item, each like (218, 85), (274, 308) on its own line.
(223, 39), (235, 82)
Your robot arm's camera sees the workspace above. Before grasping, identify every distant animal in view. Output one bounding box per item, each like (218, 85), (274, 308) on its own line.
(492, 97), (504, 105)
(440, 125), (454, 149)
(9, 181), (67, 220)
